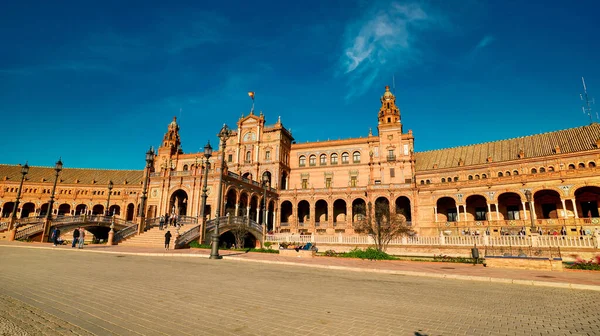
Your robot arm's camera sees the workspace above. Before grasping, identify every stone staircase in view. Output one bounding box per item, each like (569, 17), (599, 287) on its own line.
(118, 224), (197, 248)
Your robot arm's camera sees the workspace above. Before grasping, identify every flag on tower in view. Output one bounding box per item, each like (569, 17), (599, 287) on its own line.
(248, 91), (255, 100)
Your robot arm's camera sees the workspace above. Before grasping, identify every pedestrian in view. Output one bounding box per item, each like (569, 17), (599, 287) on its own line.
(159, 215), (165, 230)
(78, 227), (85, 249)
(52, 228), (61, 246)
(164, 230), (172, 250)
(72, 228), (80, 248)
(165, 214), (170, 227)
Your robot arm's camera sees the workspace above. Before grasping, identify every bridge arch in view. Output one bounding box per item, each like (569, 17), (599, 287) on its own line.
(126, 203), (135, 221)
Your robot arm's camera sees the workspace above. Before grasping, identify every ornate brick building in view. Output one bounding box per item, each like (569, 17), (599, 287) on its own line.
(1, 86), (600, 239)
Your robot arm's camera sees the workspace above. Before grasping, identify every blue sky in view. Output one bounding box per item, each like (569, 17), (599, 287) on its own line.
(1, 0), (599, 169)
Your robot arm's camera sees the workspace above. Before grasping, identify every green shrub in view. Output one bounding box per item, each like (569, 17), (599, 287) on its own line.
(248, 248), (279, 254)
(433, 254), (484, 264)
(341, 247), (396, 260)
(189, 241), (211, 249)
(264, 242), (273, 249)
(323, 250), (337, 257)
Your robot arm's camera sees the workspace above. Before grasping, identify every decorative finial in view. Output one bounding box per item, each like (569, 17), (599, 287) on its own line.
(368, 128), (372, 136)
(277, 116), (281, 124)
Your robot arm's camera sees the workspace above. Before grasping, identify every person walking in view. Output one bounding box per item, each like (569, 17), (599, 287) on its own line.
(52, 228), (61, 246)
(164, 230), (172, 250)
(78, 227), (85, 249)
(165, 214), (170, 227)
(159, 215), (165, 230)
(72, 228), (80, 248)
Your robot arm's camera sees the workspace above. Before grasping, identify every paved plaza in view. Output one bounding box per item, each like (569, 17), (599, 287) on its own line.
(1, 247), (600, 336)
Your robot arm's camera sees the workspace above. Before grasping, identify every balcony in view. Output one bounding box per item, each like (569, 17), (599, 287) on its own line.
(244, 160), (252, 164)
(387, 155), (396, 162)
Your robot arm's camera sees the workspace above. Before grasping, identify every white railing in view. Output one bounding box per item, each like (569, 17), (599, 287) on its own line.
(265, 233), (600, 248)
(0, 222), (8, 231)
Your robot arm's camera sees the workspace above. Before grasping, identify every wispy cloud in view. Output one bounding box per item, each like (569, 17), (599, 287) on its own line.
(475, 35), (494, 51)
(339, 2), (442, 99)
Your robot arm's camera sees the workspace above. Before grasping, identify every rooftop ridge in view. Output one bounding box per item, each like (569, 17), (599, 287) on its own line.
(416, 123), (600, 154)
(0, 164), (143, 172)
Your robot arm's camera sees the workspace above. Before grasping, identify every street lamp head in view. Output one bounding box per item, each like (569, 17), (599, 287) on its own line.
(218, 124), (232, 142)
(55, 158), (63, 172)
(203, 141), (213, 159)
(108, 180), (114, 190)
(145, 147), (154, 165)
(21, 162), (29, 175)
(262, 173), (269, 185)
(524, 189), (532, 201)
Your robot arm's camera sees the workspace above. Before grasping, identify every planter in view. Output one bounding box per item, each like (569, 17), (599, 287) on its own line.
(280, 249), (316, 258)
(485, 256), (563, 271)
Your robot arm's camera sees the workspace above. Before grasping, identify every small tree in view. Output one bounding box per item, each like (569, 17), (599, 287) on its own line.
(353, 201), (413, 252)
(230, 211), (249, 249)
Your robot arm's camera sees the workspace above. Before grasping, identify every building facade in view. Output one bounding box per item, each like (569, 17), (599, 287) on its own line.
(2, 86), (600, 238)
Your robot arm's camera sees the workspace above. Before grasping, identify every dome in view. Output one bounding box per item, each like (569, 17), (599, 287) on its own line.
(383, 86), (394, 100)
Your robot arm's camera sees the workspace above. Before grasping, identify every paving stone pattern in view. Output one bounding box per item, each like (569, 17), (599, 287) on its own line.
(0, 248), (599, 336)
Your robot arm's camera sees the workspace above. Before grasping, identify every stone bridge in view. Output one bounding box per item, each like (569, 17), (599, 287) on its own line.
(202, 216), (264, 245)
(13, 215), (133, 241)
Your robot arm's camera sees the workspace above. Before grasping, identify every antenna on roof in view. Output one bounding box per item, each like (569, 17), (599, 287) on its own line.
(392, 74), (396, 95)
(580, 77), (596, 124)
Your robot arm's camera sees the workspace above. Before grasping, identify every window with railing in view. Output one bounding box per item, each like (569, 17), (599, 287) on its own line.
(301, 179), (308, 189)
(245, 151), (251, 163)
(228, 154), (233, 163)
(265, 151), (271, 160)
(447, 209), (458, 222)
(341, 152), (349, 164)
(330, 153), (338, 165)
(350, 176), (357, 187)
(325, 178), (332, 188)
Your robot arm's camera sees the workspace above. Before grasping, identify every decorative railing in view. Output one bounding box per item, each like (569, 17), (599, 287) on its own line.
(145, 215), (198, 228)
(15, 217), (44, 226)
(15, 223), (44, 240)
(113, 224), (139, 244)
(174, 225), (201, 249)
(0, 222), (8, 232)
(205, 216), (263, 234)
(265, 233), (600, 248)
(50, 215), (128, 226)
(170, 171), (191, 177)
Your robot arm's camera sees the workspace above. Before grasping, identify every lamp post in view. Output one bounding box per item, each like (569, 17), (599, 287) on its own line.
(210, 124), (232, 259)
(524, 190), (536, 233)
(138, 148), (154, 235)
(8, 162), (29, 240)
(262, 174), (269, 245)
(42, 158), (63, 242)
(199, 141), (212, 244)
(105, 180), (114, 216)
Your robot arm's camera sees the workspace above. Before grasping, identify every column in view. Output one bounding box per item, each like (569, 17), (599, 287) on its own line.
(272, 209), (277, 231)
(495, 204), (500, 220)
(463, 205), (468, 221)
(434, 206), (438, 222)
(346, 203), (353, 226)
(522, 201), (527, 220)
(571, 199), (579, 218)
(328, 204), (334, 227)
(235, 203), (239, 216)
(531, 200), (537, 220)
(255, 208), (259, 222)
(264, 210), (269, 225)
(246, 206), (250, 218)
(486, 203), (492, 220)
(560, 199), (567, 218)
(457, 205), (461, 222)
(310, 205), (316, 230)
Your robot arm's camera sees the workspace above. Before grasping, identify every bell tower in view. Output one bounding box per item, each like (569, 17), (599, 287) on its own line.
(377, 85), (402, 133)
(158, 116), (182, 156)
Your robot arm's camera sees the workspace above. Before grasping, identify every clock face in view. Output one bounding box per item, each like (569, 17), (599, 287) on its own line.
(243, 132), (256, 142)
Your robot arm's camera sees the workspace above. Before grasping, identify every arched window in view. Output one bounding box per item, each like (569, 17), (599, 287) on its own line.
(531, 168), (537, 174)
(299, 156), (306, 167)
(568, 164), (575, 170)
(309, 155), (316, 166)
(454, 176), (459, 182)
(420, 180), (424, 185)
(447, 177), (452, 182)
(475, 175), (480, 180)
(183, 165), (188, 171)
(330, 153), (338, 165)
(513, 170), (519, 175)
(482, 174), (487, 179)
(590, 162), (597, 168)
(426, 180), (431, 184)
(498, 172), (503, 177)
(578, 162), (585, 168)
(548, 166), (554, 172)
(245, 151), (251, 163)
(320, 154), (326, 165)
(539, 167), (546, 173)
(441, 178), (446, 183)
(341, 152), (349, 164)
(468, 175), (473, 180)
(353, 151), (361, 163)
